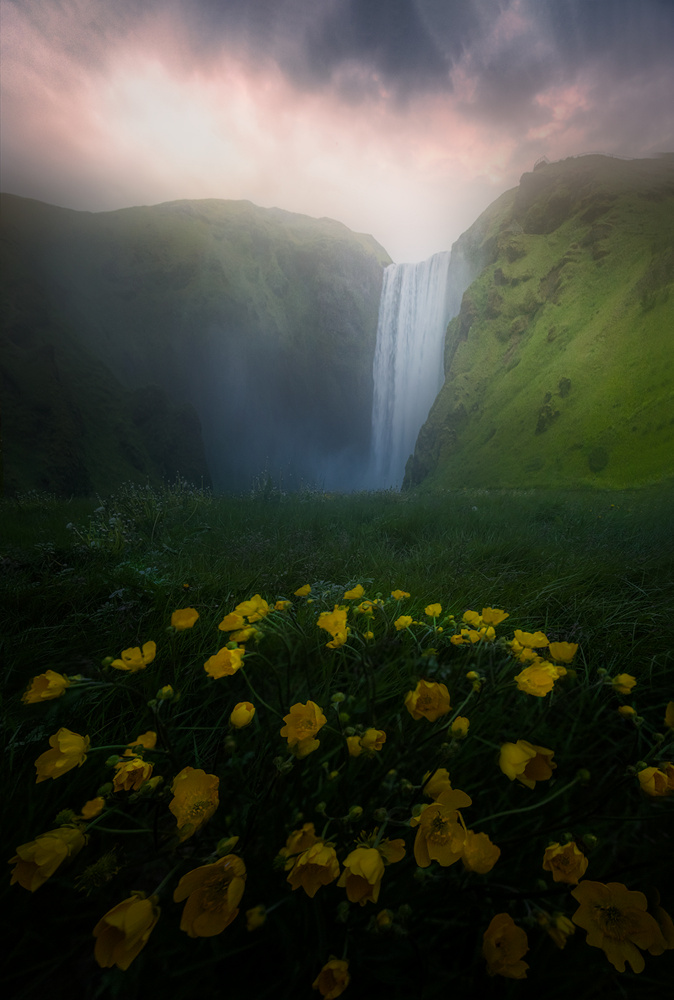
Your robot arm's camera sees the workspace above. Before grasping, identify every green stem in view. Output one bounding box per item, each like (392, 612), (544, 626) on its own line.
(472, 777), (580, 826)
(240, 668), (283, 717)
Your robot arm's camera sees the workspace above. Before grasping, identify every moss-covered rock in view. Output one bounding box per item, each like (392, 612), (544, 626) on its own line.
(405, 154), (674, 490)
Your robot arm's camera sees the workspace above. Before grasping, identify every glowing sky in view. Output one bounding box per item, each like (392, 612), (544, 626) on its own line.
(2, 0), (673, 262)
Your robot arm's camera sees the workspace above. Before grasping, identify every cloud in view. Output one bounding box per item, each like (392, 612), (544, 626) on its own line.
(2, 0), (673, 261)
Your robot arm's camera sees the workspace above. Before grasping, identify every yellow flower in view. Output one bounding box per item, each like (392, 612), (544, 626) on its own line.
(358, 728), (386, 755)
(618, 705), (637, 718)
(513, 629), (549, 648)
(514, 662), (559, 697)
(287, 842), (340, 897)
(246, 904), (266, 931)
(425, 603), (442, 617)
(230, 702), (256, 728)
(171, 607), (199, 630)
(451, 716), (470, 738)
(391, 590), (410, 600)
(294, 584), (311, 597)
(9, 826), (87, 891)
(275, 600), (292, 611)
(113, 757), (153, 793)
(317, 607), (349, 647)
(230, 627), (260, 643)
(571, 880), (663, 973)
(173, 854), (246, 937)
(481, 607), (509, 626)
(611, 673), (637, 696)
(461, 830), (501, 874)
(93, 893), (160, 970)
(412, 788), (472, 867)
(537, 911), (576, 949)
(404, 679), (451, 722)
(126, 730), (157, 752)
(337, 846), (385, 905)
(346, 736), (362, 758)
(482, 913), (529, 978)
(35, 728), (90, 783)
(22, 670), (71, 704)
(376, 909), (394, 929)
(499, 740), (556, 789)
(80, 797), (105, 820)
(235, 594), (270, 623)
(169, 767), (219, 840)
(204, 646), (245, 679)
(462, 610), (482, 628)
(313, 957), (350, 999)
(542, 842), (588, 884)
(637, 764), (674, 797)
(218, 612), (246, 632)
(279, 822), (321, 867)
(394, 615), (414, 630)
(280, 701), (327, 755)
(355, 600), (375, 616)
(548, 641), (578, 662)
(423, 767), (453, 800)
(111, 641), (156, 672)
(665, 702), (674, 729)
(344, 584), (364, 599)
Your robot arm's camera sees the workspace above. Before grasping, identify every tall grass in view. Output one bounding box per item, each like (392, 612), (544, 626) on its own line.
(1, 482), (673, 999)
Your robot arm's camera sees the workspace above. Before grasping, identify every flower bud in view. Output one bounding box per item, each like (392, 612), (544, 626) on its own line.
(581, 833), (598, 849)
(101, 656), (115, 667)
(336, 901), (350, 923)
(316, 802), (327, 815)
(373, 807), (388, 823)
(156, 685), (174, 701)
(331, 692), (346, 704)
(338, 712), (350, 724)
(105, 755), (120, 767)
(97, 782), (113, 796)
(230, 702), (256, 728)
(576, 768), (591, 783)
(54, 809), (77, 825)
(216, 835), (240, 856)
(347, 805), (363, 822)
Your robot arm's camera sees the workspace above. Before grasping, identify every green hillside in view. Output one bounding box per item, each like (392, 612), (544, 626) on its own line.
(405, 154), (674, 490)
(0, 195), (389, 495)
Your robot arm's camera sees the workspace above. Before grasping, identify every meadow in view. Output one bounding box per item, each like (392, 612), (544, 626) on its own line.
(1, 480), (673, 999)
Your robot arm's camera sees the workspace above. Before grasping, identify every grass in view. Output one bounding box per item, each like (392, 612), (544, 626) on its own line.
(1, 480), (673, 1000)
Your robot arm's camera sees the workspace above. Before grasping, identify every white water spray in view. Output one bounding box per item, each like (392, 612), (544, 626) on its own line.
(369, 250), (469, 488)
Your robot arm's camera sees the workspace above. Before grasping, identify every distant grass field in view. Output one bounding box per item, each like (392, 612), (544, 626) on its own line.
(1, 481), (673, 999)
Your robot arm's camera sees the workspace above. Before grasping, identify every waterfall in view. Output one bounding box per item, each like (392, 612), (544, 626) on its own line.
(369, 250), (469, 488)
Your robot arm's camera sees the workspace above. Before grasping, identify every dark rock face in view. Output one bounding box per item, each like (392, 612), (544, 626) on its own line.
(0, 195), (389, 494)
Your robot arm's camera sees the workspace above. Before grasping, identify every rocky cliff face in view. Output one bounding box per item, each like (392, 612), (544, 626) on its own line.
(0, 196), (389, 494)
(404, 155), (674, 490)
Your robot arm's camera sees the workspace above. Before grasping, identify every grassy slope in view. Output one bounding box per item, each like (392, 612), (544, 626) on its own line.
(406, 155), (674, 489)
(0, 196), (390, 494)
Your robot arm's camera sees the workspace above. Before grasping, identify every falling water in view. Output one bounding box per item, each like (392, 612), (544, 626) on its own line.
(369, 250), (469, 488)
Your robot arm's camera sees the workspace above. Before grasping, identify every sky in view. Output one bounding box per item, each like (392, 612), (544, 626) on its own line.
(2, 0), (673, 262)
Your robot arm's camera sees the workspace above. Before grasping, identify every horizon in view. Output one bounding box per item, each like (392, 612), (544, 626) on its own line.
(2, 0), (674, 263)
